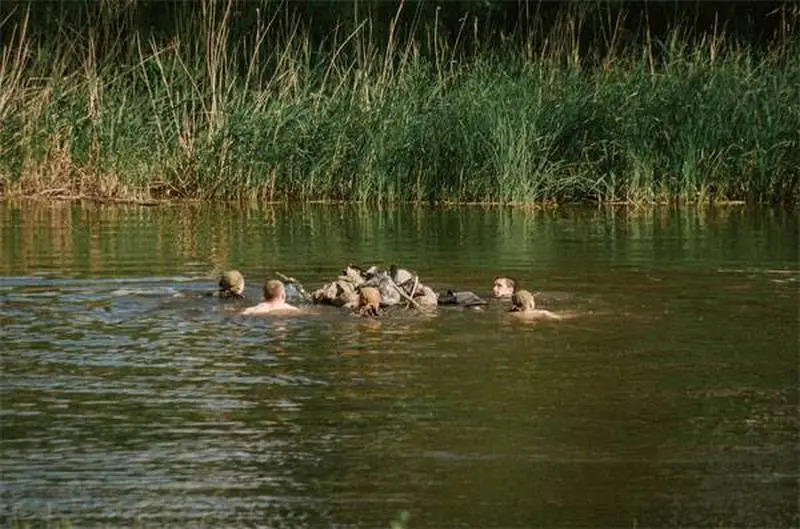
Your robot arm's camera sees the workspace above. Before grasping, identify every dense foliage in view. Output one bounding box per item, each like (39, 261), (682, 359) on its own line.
(1, 1), (797, 203)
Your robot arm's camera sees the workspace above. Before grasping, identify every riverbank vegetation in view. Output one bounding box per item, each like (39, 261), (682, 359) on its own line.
(1, 1), (798, 204)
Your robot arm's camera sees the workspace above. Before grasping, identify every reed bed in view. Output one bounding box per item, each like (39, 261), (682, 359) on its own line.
(1, 1), (797, 204)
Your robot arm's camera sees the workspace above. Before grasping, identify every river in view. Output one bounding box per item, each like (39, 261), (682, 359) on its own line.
(1, 201), (797, 528)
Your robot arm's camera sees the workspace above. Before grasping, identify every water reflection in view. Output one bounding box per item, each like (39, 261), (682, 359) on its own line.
(1, 201), (798, 528)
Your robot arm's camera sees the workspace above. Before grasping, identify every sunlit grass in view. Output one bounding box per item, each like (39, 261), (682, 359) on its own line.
(0, 1), (797, 204)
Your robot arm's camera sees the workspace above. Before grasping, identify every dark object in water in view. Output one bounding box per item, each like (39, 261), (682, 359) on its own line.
(437, 290), (487, 307)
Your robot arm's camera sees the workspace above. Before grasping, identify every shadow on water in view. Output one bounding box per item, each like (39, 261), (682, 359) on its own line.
(1, 200), (798, 528)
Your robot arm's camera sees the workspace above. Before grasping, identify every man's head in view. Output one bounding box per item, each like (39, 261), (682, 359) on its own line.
(263, 280), (286, 302)
(511, 290), (536, 312)
(219, 270), (245, 298)
(492, 276), (516, 298)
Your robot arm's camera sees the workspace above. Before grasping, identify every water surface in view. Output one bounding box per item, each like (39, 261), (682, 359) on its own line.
(1, 201), (798, 528)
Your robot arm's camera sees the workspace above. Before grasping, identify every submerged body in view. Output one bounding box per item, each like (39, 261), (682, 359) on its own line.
(510, 290), (573, 321)
(241, 280), (301, 315)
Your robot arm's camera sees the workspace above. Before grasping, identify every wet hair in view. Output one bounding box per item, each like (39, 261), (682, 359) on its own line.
(263, 280), (285, 301)
(511, 290), (536, 311)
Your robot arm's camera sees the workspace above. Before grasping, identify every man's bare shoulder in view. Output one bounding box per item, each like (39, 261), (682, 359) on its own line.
(241, 302), (306, 316)
(240, 303), (269, 315)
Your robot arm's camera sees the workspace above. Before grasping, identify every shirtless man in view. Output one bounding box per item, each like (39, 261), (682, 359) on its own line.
(241, 280), (301, 315)
(509, 290), (574, 321)
(492, 276), (516, 299)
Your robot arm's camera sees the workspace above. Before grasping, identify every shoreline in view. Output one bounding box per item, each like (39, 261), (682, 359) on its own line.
(0, 192), (773, 209)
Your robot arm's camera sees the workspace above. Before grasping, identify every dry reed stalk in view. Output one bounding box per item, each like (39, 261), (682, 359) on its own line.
(0, 7), (30, 123)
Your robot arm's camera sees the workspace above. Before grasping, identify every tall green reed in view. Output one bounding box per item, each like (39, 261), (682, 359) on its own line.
(0, 0), (797, 204)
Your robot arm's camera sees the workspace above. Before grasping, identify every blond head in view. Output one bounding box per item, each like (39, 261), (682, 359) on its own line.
(263, 279), (286, 302)
(511, 290), (536, 312)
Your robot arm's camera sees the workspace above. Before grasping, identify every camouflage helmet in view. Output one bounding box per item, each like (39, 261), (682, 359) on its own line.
(359, 286), (381, 310)
(219, 270), (245, 298)
(358, 286), (382, 317)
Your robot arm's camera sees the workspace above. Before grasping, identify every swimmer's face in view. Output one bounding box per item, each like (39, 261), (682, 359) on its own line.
(492, 277), (515, 298)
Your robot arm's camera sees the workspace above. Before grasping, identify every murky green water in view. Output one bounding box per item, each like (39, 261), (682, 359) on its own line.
(1, 201), (798, 528)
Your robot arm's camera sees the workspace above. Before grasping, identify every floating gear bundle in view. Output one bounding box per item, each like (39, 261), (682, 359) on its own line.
(311, 264), (439, 316)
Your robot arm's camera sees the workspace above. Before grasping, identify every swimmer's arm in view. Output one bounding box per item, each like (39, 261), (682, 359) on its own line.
(540, 310), (563, 320)
(547, 310), (580, 320)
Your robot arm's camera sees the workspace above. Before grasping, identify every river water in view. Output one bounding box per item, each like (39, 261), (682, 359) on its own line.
(1, 201), (797, 528)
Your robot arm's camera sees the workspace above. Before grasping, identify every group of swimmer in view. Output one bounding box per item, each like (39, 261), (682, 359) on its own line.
(216, 265), (574, 322)
(217, 271), (300, 315)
